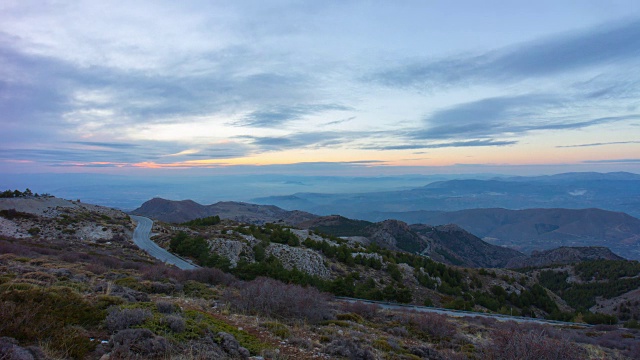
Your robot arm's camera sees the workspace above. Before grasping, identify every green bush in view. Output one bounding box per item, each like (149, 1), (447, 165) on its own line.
(583, 312), (618, 325)
(261, 322), (290, 338)
(0, 286), (104, 359)
(336, 313), (365, 323)
(624, 319), (640, 329)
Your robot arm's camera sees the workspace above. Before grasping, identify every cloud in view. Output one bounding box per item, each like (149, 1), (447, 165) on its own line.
(411, 94), (640, 140)
(239, 131), (362, 151)
(236, 104), (351, 127)
(324, 116), (356, 126)
(67, 141), (140, 149)
(0, 140), (252, 168)
(365, 139), (518, 151)
(557, 141), (640, 148)
(0, 32), (321, 135)
(370, 18), (640, 88)
(583, 158), (640, 164)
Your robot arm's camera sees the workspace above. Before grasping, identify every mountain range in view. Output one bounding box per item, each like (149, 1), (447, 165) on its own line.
(131, 197), (639, 264)
(252, 171), (640, 218)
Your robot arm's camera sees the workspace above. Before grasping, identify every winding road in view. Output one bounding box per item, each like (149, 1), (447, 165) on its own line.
(130, 215), (198, 270)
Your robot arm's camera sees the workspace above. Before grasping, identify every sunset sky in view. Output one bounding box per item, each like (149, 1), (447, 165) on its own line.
(2, 1), (640, 176)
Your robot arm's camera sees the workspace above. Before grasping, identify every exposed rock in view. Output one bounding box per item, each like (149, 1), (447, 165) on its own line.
(266, 243), (330, 279)
(208, 238), (253, 268)
(351, 252), (383, 262)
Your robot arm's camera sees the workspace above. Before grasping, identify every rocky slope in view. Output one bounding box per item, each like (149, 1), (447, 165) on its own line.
(0, 196), (132, 244)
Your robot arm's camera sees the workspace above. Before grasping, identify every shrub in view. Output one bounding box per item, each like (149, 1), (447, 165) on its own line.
(406, 312), (456, 340)
(225, 277), (333, 323)
(386, 326), (409, 337)
(183, 280), (217, 299)
(156, 300), (177, 314)
(482, 324), (586, 360)
(109, 328), (171, 359)
(49, 325), (96, 359)
(624, 319), (640, 329)
(583, 312), (618, 325)
(186, 267), (236, 286)
(261, 322), (290, 338)
(0, 336), (48, 360)
(163, 315), (186, 333)
(288, 336), (314, 350)
(338, 301), (379, 320)
(105, 307), (153, 333)
(323, 338), (376, 360)
(0, 287), (104, 359)
(337, 313), (365, 323)
(85, 263), (108, 275)
(217, 331), (251, 359)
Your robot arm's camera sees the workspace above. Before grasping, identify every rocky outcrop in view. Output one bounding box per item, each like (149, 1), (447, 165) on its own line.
(266, 243), (330, 279)
(207, 238), (253, 268)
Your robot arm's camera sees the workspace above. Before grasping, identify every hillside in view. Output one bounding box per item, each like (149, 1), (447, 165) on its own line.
(507, 247), (624, 268)
(371, 207), (640, 260)
(134, 199), (628, 270)
(268, 215), (525, 268)
(1, 194), (639, 359)
(411, 224), (526, 268)
(531, 259), (640, 322)
(131, 197), (318, 225)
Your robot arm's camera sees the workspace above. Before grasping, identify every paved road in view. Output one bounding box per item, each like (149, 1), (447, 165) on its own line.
(130, 215), (198, 270)
(337, 297), (592, 327)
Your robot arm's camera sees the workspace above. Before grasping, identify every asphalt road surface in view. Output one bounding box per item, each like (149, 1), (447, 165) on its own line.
(130, 215), (198, 270)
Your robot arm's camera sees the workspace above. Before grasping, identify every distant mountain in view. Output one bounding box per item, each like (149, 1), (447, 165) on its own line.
(131, 198), (318, 224)
(252, 171), (640, 218)
(297, 215), (525, 268)
(296, 215), (372, 237)
(506, 247), (624, 268)
(369, 207), (640, 260)
(410, 224), (526, 268)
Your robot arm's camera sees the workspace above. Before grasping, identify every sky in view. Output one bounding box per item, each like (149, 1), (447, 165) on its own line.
(1, 0), (640, 177)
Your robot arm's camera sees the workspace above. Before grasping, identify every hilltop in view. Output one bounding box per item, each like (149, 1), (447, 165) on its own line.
(131, 197), (317, 224)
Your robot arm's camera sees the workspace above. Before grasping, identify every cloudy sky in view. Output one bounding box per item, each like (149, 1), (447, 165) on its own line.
(2, 0), (640, 176)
